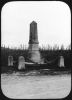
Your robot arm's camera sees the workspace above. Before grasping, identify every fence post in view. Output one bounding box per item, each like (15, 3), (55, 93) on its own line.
(58, 56), (65, 67)
(18, 56), (25, 70)
(8, 56), (13, 66)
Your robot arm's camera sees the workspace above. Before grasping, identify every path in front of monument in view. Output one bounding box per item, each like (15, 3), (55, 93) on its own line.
(1, 70), (71, 99)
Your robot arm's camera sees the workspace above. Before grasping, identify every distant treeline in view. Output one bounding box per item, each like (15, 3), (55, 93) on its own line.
(1, 46), (71, 68)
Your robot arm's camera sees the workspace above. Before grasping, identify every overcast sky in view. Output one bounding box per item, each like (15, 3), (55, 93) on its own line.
(1, 1), (71, 48)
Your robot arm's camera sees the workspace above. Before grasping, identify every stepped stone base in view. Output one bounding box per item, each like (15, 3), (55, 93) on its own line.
(28, 44), (44, 63)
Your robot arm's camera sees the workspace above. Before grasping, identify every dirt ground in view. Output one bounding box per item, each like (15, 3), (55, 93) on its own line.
(1, 71), (71, 99)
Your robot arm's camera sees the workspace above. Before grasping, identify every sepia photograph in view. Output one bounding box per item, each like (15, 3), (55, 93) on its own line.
(1, 1), (71, 99)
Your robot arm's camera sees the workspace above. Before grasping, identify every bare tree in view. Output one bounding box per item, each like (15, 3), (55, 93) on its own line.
(61, 44), (64, 50)
(53, 44), (59, 50)
(66, 44), (71, 50)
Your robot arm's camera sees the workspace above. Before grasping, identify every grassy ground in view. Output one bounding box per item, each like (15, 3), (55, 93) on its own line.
(1, 65), (71, 75)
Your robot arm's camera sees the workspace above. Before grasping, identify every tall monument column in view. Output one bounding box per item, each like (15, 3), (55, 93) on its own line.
(28, 21), (41, 63)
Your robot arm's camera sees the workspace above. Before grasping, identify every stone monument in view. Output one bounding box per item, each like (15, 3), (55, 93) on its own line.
(28, 21), (43, 63)
(18, 56), (25, 70)
(8, 56), (13, 66)
(58, 56), (65, 67)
